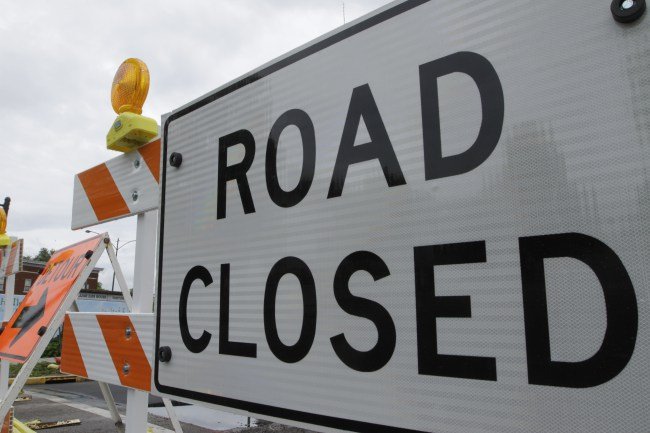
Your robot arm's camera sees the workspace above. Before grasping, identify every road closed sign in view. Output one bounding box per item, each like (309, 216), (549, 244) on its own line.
(154, 1), (649, 432)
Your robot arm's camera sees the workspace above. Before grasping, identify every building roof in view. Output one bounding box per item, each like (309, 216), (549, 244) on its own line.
(22, 259), (103, 273)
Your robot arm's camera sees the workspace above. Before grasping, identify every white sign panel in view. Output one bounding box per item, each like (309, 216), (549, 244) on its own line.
(155, 1), (649, 431)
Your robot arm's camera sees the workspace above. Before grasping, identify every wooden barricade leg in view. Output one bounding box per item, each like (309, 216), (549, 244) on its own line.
(124, 211), (157, 433)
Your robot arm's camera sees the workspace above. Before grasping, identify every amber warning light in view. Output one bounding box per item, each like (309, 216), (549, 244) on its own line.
(106, 58), (159, 152)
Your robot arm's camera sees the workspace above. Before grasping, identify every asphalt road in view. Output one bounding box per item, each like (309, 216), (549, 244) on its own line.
(16, 395), (132, 433)
(28, 380), (166, 408)
(17, 381), (218, 433)
(16, 381), (314, 433)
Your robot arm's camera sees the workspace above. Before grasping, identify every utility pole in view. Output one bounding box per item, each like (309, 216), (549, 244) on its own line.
(108, 238), (136, 292)
(111, 238), (120, 292)
(86, 230), (134, 291)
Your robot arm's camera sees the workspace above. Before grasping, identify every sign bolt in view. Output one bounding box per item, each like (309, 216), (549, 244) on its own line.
(122, 363), (130, 375)
(158, 346), (172, 363)
(133, 159), (141, 169)
(169, 152), (183, 168)
(125, 326), (132, 339)
(131, 190), (139, 202)
(611, 0), (646, 22)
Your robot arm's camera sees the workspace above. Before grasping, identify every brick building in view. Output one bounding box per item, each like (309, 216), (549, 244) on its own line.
(0, 259), (103, 293)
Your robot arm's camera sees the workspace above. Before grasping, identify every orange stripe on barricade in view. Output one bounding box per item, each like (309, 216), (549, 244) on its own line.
(60, 315), (88, 378)
(138, 138), (161, 183)
(5, 244), (17, 276)
(96, 315), (151, 391)
(1, 407), (12, 433)
(72, 139), (160, 229)
(77, 163), (130, 221)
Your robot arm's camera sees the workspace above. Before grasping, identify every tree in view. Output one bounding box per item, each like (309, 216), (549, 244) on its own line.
(29, 248), (56, 262)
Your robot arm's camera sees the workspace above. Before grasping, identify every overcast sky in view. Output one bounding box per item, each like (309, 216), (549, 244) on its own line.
(1, 0), (391, 291)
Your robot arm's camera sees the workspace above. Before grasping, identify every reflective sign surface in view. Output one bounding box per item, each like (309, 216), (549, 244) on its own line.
(156, 1), (650, 431)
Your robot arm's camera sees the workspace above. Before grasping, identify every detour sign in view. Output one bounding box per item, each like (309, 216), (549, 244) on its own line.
(0, 236), (102, 362)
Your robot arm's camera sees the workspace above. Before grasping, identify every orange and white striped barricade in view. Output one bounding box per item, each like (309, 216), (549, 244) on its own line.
(69, 137), (180, 433)
(61, 310), (182, 432)
(71, 138), (160, 230)
(61, 313), (153, 392)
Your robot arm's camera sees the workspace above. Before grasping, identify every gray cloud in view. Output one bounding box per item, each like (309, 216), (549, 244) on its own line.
(0, 0), (391, 289)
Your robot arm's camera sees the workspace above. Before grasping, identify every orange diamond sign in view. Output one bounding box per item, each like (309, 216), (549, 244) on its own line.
(0, 236), (103, 362)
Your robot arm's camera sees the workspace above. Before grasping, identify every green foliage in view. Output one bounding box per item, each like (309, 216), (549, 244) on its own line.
(43, 338), (61, 357)
(32, 248), (56, 262)
(10, 361), (58, 378)
(24, 248), (56, 262)
(9, 338), (62, 377)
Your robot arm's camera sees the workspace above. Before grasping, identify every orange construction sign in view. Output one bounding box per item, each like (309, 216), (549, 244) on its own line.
(0, 236), (103, 362)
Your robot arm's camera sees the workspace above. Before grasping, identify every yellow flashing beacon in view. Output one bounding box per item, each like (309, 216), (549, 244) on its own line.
(107, 58), (159, 152)
(0, 208), (10, 247)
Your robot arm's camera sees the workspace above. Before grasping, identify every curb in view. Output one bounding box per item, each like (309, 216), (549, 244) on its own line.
(10, 375), (87, 385)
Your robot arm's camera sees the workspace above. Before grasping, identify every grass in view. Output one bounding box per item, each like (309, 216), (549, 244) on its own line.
(9, 361), (59, 378)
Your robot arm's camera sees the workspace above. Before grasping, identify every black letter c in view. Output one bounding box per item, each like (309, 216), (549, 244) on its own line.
(180, 265), (213, 354)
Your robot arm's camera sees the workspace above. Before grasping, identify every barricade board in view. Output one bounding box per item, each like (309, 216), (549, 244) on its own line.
(0, 240), (22, 277)
(0, 236), (104, 362)
(61, 312), (153, 391)
(71, 139), (160, 230)
(154, 1), (650, 432)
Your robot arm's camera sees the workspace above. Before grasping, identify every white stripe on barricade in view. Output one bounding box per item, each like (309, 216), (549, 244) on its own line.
(71, 139), (160, 230)
(61, 313), (154, 392)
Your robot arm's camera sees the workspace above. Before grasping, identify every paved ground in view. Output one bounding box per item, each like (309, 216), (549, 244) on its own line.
(17, 382), (223, 433)
(14, 381), (318, 433)
(26, 380), (165, 408)
(230, 425), (316, 433)
(16, 394), (129, 433)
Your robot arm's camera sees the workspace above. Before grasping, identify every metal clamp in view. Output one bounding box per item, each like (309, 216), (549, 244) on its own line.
(611, 0), (646, 23)
(158, 346), (172, 363)
(169, 152), (183, 168)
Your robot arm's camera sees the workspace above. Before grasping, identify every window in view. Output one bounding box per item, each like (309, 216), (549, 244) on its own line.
(24, 278), (32, 292)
